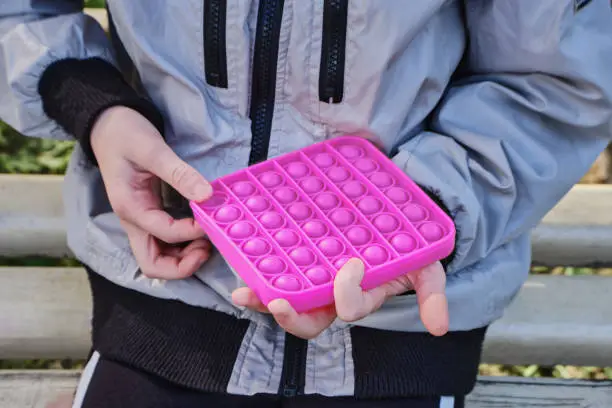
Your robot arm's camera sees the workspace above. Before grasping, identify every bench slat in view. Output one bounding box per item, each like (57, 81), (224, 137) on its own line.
(84, 8), (108, 31)
(0, 267), (91, 359)
(2, 175), (612, 265)
(468, 377), (612, 407)
(1, 267), (611, 366)
(1, 371), (611, 408)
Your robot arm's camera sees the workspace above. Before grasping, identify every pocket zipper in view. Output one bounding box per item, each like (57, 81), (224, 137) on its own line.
(204, 0), (228, 88)
(319, 0), (349, 103)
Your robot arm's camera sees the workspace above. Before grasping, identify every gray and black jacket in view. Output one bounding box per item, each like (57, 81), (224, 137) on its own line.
(1, 0), (611, 399)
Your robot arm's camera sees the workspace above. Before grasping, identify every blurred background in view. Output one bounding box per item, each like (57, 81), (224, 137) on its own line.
(1, 0), (610, 382)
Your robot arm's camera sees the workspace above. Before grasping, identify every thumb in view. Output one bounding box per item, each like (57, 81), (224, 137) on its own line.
(141, 139), (212, 202)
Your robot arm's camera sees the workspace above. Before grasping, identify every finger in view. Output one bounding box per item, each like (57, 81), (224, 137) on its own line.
(128, 208), (206, 244)
(408, 262), (449, 336)
(123, 221), (178, 279)
(178, 238), (211, 256)
(334, 258), (381, 322)
(123, 221), (201, 280)
(176, 245), (211, 279)
(135, 139), (212, 202)
(268, 299), (336, 340)
(232, 287), (270, 314)
(163, 238), (211, 256)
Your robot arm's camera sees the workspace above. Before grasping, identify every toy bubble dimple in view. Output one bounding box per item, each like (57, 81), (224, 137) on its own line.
(370, 172), (394, 188)
(338, 145), (363, 159)
(329, 208), (355, 227)
(373, 214), (399, 233)
(258, 256), (286, 274)
(228, 221), (255, 239)
(314, 192), (339, 210)
(300, 177), (324, 194)
(313, 153), (335, 168)
(305, 267), (331, 285)
(273, 187), (298, 204)
(190, 136), (455, 313)
(286, 162), (309, 178)
(259, 211), (284, 229)
(357, 196), (382, 215)
(346, 226), (372, 246)
(418, 222), (445, 242)
(214, 206), (241, 223)
(402, 204), (428, 222)
(273, 275), (302, 291)
(303, 220), (328, 238)
(259, 171), (283, 188)
(289, 247), (316, 266)
(386, 187), (410, 204)
(318, 237), (344, 257)
(245, 196), (269, 212)
(288, 202), (312, 220)
(232, 181), (255, 197)
(201, 192), (228, 208)
(342, 181), (366, 198)
(354, 158), (378, 173)
(274, 229), (300, 247)
(391, 234), (417, 253)
(243, 238), (270, 256)
(327, 166), (350, 182)
(363, 245), (389, 265)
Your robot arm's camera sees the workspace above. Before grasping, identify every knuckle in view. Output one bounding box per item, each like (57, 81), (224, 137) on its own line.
(170, 162), (195, 189)
(338, 308), (363, 323)
(111, 200), (130, 218)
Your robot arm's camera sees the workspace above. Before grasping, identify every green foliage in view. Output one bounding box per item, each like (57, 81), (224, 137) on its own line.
(0, 359), (85, 370)
(0, 122), (74, 174)
(0, 256), (80, 267)
(480, 364), (612, 380)
(84, 0), (106, 8)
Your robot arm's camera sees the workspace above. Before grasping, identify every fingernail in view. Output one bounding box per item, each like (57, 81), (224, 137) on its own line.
(193, 183), (212, 201)
(268, 299), (290, 317)
(232, 289), (249, 305)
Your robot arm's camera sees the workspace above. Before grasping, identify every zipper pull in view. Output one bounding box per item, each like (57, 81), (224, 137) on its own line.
(282, 384), (298, 397)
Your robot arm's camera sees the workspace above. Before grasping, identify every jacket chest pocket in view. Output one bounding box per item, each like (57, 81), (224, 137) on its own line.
(285, 0), (457, 138)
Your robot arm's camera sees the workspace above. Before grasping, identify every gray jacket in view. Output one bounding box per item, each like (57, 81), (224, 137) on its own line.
(2, 0), (612, 396)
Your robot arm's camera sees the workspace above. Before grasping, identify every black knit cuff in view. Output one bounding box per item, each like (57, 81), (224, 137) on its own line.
(418, 185), (457, 270)
(38, 57), (164, 165)
(351, 325), (487, 398)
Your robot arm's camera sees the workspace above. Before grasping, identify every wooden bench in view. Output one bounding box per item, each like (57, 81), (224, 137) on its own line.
(1, 7), (611, 407)
(1, 174), (612, 407)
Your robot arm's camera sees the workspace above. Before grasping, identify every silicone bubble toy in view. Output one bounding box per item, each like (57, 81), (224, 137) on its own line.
(191, 136), (455, 312)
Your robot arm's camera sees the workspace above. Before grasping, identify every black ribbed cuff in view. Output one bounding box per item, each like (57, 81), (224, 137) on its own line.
(86, 267), (250, 393)
(351, 325), (487, 398)
(38, 57), (164, 165)
(418, 185), (457, 270)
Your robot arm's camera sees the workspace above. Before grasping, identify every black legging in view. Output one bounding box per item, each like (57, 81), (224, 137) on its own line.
(76, 353), (464, 408)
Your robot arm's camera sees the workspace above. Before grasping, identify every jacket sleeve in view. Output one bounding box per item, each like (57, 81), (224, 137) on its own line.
(392, 0), (612, 273)
(0, 1), (163, 163)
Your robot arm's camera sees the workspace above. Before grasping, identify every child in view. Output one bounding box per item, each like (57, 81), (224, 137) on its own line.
(1, 1), (611, 407)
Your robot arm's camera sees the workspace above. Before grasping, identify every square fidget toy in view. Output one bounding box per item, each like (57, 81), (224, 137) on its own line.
(190, 136), (455, 312)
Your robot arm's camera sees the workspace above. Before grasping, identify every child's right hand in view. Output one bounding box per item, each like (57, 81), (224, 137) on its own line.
(233, 259), (449, 339)
(91, 106), (213, 280)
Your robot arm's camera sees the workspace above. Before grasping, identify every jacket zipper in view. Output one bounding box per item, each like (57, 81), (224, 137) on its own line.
(278, 333), (308, 397)
(244, 1), (308, 396)
(204, 0), (228, 88)
(247, 0), (286, 165)
(319, 0), (348, 103)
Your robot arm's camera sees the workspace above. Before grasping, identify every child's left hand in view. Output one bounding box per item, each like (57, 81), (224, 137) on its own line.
(232, 259), (448, 340)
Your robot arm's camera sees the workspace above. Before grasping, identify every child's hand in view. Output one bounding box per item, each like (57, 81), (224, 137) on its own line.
(232, 259), (448, 339)
(91, 106), (213, 279)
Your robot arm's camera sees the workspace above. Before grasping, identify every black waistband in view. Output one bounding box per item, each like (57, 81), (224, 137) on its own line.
(85, 267), (486, 399)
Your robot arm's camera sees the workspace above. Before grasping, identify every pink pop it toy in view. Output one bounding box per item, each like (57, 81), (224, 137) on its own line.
(191, 136), (455, 312)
